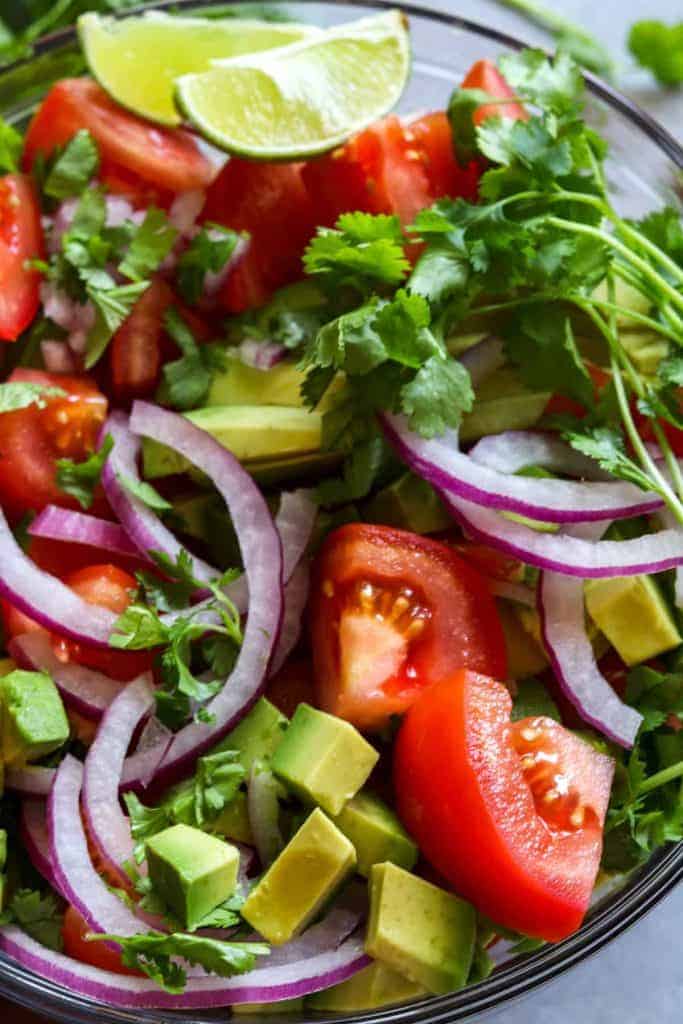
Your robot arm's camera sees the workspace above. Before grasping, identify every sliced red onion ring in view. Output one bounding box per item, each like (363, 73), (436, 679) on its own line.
(120, 717), (173, 793)
(6, 766), (55, 797)
(168, 190), (206, 235)
(21, 800), (66, 897)
(237, 339), (288, 371)
(0, 927), (370, 1009)
(445, 493), (683, 577)
(458, 335), (505, 387)
(469, 430), (611, 480)
(488, 579), (536, 607)
(658, 509), (683, 609)
(29, 505), (142, 560)
(48, 755), (148, 938)
(0, 507), (116, 647)
(269, 561), (310, 676)
(248, 764), (285, 869)
(382, 413), (662, 523)
(10, 632), (123, 721)
(102, 411), (218, 584)
(83, 676), (156, 885)
(129, 402), (284, 788)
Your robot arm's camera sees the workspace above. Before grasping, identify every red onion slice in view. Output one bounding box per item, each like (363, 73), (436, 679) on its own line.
(237, 339), (288, 371)
(10, 632), (123, 721)
(129, 402), (284, 788)
(382, 413), (662, 523)
(21, 800), (66, 898)
(48, 755), (148, 938)
(29, 505), (142, 560)
(445, 493), (683, 577)
(102, 411), (218, 584)
(83, 676), (156, 886)
(458, 335), (505, 387)
(469, 430), (612, 480)
(0, 507), (116, 647)
(6, 766), (55, 798)
(0, 927), (370, 1009)
(269, 561), (310, 676)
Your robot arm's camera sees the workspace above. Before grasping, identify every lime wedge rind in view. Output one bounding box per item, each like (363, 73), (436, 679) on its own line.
(78, 11), (319, 127)
(175, 10), (411, 161)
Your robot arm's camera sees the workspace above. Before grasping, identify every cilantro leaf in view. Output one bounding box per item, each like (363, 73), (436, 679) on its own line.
(176, 224), (240, 305)
(137, 549), (203, 613)
(85, 281), (150, 369)
(498, 49), (584, 113)
(95, 932), (268, 993)
(401, 355), (474, 437)
(304, 213), (409, 293)
(628, 20), (683, 86)
(117, 473), (172, 512)
(505, 308), (594, 410)
(43, 130), (99, 201)
(162, 308), (227, 411)
(0, 889), (64, 951)
(55, 434), (114, 511)
(0, 115), (23, 174)
(119, 207), (178, 283)
(447, 88), (499, 165)
(123, 792), (172, 864)
(0, 381), (66, 413)
(316, 435), (387, 505)
(563, 424), (656, 492)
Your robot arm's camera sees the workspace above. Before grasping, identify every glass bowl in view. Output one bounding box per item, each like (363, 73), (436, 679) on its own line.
(0, 1), (682, 1021)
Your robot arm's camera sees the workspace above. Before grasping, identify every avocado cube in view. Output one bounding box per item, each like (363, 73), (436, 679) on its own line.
(272, 704), (379, 816)
(208, 790), (253, 845)
(585, 575), (681, 666)
(307, 961), (426, 1011)
(366, 863), (476, 995)
(0, 671), (69, 766)
(334, 792), (418, 878)
(620, 330), (669, 377)
(145, 824), (240, 930)
(212, 698), (288, 773)
(0, 830), (6, 871)
(241, 808), (356, 944)
(363, 473), (451, 535)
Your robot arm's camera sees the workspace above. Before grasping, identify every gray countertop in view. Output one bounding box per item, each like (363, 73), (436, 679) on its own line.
(440, 1), (681, 1021)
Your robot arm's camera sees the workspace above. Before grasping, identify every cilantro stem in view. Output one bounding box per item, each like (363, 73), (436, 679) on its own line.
(586, 299), (682, 344)
(639, 759), (683, 795)
(616, 221), (683, 290)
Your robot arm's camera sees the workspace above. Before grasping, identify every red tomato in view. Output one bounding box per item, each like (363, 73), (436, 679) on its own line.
(0, 370), (107, 522)
(449, 540), (526, 583)
(203, 159), (319, 314)
(0, 174), (44, 341)
(403, 112), (480, 203)
(544, 363), (611, 420)
(460, 59), (528, 125)
(23, 79), (214, 199)
(394, 670), (614, 941)
(62, 906), (138, 975)
(309, 524), (507, 731)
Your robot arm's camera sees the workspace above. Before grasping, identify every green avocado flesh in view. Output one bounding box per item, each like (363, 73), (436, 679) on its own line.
(0, 670), (69, 766)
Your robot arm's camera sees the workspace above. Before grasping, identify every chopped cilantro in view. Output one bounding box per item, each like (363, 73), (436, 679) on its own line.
(56, 434), (114, 511)
(43, 130), (99, 201)
(304, 212), (410, 294)
(0, 382), (66, 414)
(117, 474), (172, 512)
(119, 207), (178, 283)
(162, 307), (227, 411)
(175, 223), (240, 305)
(0, 889), (64, 951)
(0, 115), (22, 174)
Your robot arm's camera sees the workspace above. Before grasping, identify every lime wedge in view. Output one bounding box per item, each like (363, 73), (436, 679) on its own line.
(175, 10), (411, 160)
(78, 11), (318, 126)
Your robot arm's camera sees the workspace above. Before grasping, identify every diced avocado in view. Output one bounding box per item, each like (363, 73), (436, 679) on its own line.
(145, 824), (240, 930)
(234, 999), (304, 1014)
(307, 960), (426, 1011)
(247, 451), (342, 487)
(365, 863), (476, 995)
(585, 575), (681, 666)
(511, 679), (560, 722)
(272, 704), (379, 816)
(208, 791), (253, 845)
(460, 368), (551, 443)
(208, 356), (307, 408)
(363, 473), (451, 535)
(212, 698), (288, 773)
(241, 808), (356, 944)
(591, 275), (653, 327)
(0, 830), (7, 871)
(142, 405), (323, 480)
(0, 670), (69, 766)
(497, 603), (548, 679)
(620, 330), (669, 377)
(333, 792), (418, 878)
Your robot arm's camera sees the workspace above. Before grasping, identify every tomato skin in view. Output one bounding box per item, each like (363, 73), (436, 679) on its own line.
(0, 370), (107, 522)
(310, 524), (507, 731)
(109, 278), (169, 403)
(0, 174), (44, 341)
(23, 79), (214, 198)
(203, 159), (318, 313)
(460, 59), (528, 124)
(404, 111), (480, 203)
(62, 906), (138, 975)
(394, 670), (614, 941)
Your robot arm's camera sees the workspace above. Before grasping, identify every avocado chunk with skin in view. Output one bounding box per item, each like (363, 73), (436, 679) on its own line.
(585, 574), (681, 666)
(333, 792), (418, 878)
(307, 960), (426, 1011)
(145, 824), (240, 930)
(366, 863), (476, 995)
(272, 704), (379, 816)
(211, 697), (288, 773)
(241, 808), (356, 944)
(363, 473), (451, 535)
(0, 670), (69, 766)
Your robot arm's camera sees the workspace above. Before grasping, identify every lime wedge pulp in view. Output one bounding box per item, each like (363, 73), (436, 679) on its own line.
(78, 11), (319, 126)
(175, 10), (411, 160)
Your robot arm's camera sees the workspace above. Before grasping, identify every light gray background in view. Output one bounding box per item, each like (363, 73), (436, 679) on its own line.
(444, 2), (682, 1021)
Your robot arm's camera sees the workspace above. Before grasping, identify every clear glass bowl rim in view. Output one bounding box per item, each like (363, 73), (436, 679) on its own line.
(0, 2), (682, 1022)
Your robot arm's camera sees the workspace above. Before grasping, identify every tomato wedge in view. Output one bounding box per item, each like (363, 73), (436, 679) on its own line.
(23, 79), (214, 200)
(394, 670), (615, 940)
(309, 524), (507, 731)
(460, 59), (528, 124)
(0, 370), (107, 522)
(0, 174), (44, 341)
(62, 906), (138, 975)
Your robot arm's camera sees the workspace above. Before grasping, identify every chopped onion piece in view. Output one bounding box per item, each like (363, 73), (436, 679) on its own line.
(29, 505), (142, 560)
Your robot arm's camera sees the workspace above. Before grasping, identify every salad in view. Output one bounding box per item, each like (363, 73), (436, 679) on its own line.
(0, 5), (682, 1014)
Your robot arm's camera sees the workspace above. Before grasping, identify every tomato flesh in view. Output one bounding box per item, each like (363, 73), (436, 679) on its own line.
(310, 524), (507, 731)
(62, 905), (138, 975)
(0, 174), (44, 341)
(23, 79), (214, 199)
(460, 59), (528, 124)
(394, 670), (614, 940)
